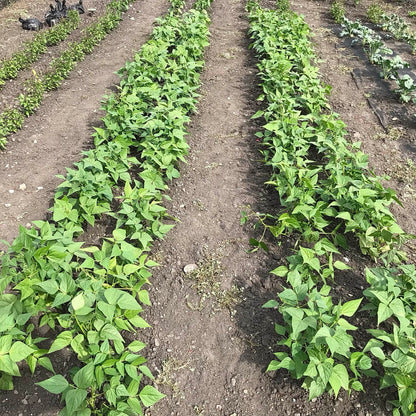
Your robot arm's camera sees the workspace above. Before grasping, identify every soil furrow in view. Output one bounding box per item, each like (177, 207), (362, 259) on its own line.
(141, 0), (285, 414)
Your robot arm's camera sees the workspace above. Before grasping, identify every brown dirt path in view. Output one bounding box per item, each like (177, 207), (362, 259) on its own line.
(0, 0), (170, 248)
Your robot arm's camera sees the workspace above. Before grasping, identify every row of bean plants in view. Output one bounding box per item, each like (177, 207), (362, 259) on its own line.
(0, 10), (81, 88)
(0, 0), (135, 150)
(0, 0), (212, 414)
(338, 16), (416, 104)
(247, 2), (416, 415)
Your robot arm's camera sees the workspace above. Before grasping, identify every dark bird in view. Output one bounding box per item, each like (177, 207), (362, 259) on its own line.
(45, 4), (58, 27)
(19, 17), (43, 31)
(45, 0), (68, 27)
(68, 0), (84, 14)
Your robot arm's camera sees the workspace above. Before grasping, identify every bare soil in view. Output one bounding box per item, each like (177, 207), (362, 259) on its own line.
(1, 0), (416, 415)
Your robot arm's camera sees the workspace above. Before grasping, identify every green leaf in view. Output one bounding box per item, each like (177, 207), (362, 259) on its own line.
(116, 384), (130, 397)
(329, 364), (349, 397)
(0, 355), (20, 376)
(270, 266), (288, 277)
(113, 228), (126, 242)
(262, 299), (279, 308)
(138, 290), (151, 306)
(73, 363), (95, 389)
(65, 388), (88, 415)
(38, 357), (55, 373)
(370, 346), (385, 361)
(100, 324), (124, 342)
(97, 301), (116, 321)
(317, 360), (333, 387)
(128, 341), (146, 353)
(9, 342), (35, 362)
(274, 323), (286, 336)
(139, 385), (165, 407)
(0, 335), (12, 355)
(117, 293), (141, 310)
(36, 280), (59, 295)
(72, 293), (85, 311)
(351, 380), (364, 392)
(398, 386), (416, 410)
(139, 365), (154, 380)
(37, 375), (69, 394)
(49, 331), (73, 354)
(0, 373), (13, 390)
(377, 303), (393, 326)
(340, 298), (362, 317)
(333, 260), (351, 271)
(127, 397), (143, 415)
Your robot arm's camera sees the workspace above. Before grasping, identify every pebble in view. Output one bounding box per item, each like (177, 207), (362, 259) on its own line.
(4, 204), (11, 207)
(183, 264), (198, 274)
(231, 377), (236, 387)
(154, 338), (160, 347)
(19, 183), (26, 191)
(8, 189), (14, 193)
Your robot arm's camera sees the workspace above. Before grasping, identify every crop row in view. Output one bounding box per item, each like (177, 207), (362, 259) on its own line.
(247, 2), (416, 415)
(330, 3), (416, 104)
(0, 0), (135, 150)
(0, 0), (212, 414)
(0, 9), (80, 88)
(366, 5), (416, 53)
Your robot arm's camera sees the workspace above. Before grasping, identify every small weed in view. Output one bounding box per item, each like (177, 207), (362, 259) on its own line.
(336, 64), (353, 74)
(193, 405), (205, 415)
(155, 357), (192, 398)
(276, 0), (290, 13)
(330, 0), (345, 24)
(367, 3), (384, 24)
(390, 159), (416, 184)
(184, 249), (243, 315)
(192, 199), (207, 211)
(373, 126), (404, 141)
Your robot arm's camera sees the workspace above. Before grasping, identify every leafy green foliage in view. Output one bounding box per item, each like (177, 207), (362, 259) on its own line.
(0, 0), (213, 414)
(338, 16), (416, 104)
(363, 266), (416, 416)
(247, 3), (416, 414)
(330, 0), (345, 24)
(367, 3), (384, 24)
(249, 5), (409, 263)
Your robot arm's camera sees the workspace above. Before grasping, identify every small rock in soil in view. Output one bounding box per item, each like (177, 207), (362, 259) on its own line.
(183, 264), (198, 274)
